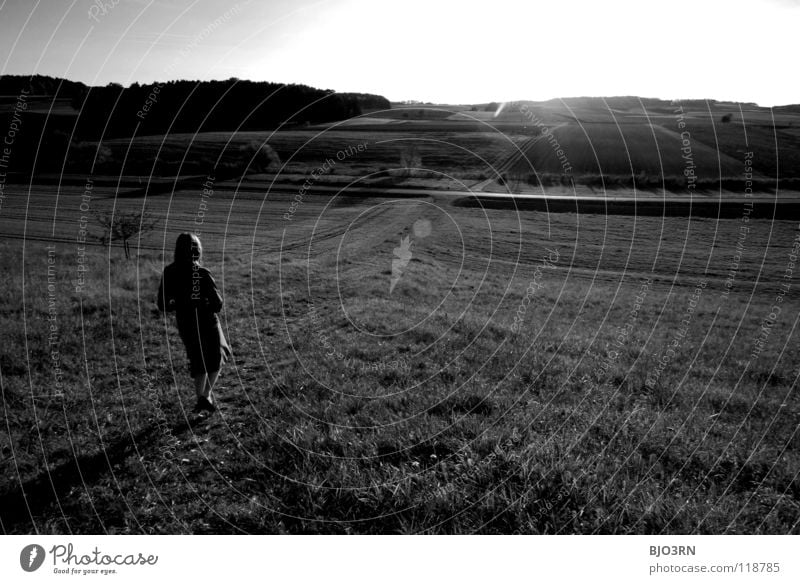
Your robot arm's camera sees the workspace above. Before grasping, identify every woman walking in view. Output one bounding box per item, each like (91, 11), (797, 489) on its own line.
(157, 233), (231, 415)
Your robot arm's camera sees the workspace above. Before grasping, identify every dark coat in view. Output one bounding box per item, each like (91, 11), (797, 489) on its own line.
(158, 262), (229, 376)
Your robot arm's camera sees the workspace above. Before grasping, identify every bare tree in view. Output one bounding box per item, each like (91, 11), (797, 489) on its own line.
(93, 206), (159, 259)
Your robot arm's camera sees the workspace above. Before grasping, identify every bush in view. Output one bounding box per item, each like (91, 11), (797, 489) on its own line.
(526, 172), (790, 193)
(220, 140), (281, 175)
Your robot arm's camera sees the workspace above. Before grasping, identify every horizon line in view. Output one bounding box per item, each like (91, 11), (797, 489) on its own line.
(1, 72), (796, 109)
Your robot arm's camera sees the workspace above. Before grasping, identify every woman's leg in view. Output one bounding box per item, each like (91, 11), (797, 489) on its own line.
(193, 373), (208, 400)
(204, 369), (220, 403)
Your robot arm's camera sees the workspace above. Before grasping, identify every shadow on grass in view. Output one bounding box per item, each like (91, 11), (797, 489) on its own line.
(0, 416), (206, 533)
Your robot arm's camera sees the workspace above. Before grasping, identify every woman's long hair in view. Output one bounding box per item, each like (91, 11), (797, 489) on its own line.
(174, 232), (202, 265)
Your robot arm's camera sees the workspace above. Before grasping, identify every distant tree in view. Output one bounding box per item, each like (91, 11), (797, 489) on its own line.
(400, 144), (421, 177)
(230, 140), (281, 175)
(484, 102), (499, 112)
(93, 206), (158, 260)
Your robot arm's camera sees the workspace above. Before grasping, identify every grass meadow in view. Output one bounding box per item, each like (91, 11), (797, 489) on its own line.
(1, 181), (799, 534)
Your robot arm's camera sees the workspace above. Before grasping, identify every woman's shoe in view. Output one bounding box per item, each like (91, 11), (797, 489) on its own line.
(194, 397), (216, 414)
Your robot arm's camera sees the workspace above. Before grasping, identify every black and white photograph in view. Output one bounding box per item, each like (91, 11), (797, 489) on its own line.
(0, 0), (798, 579)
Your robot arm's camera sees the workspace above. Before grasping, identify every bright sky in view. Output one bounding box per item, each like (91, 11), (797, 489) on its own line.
(0, 0), (797, 105)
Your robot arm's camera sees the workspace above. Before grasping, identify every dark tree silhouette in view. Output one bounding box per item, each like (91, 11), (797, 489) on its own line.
(0, 74), (390, 177)
(93, 206), (159, 259)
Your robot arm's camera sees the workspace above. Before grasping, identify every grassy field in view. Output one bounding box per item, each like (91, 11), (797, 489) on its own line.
(664, 119), (800, 180)
(1, 181), (799, 534)
(502, 123), (745, 178)
(65, 98), (798, 196)
(2, 95), (799, 534)
(107, 129), (530, 180)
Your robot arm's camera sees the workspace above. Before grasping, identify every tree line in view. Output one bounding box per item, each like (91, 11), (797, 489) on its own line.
(0, 75), (390, 175)
(0, 74), (389, 139)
